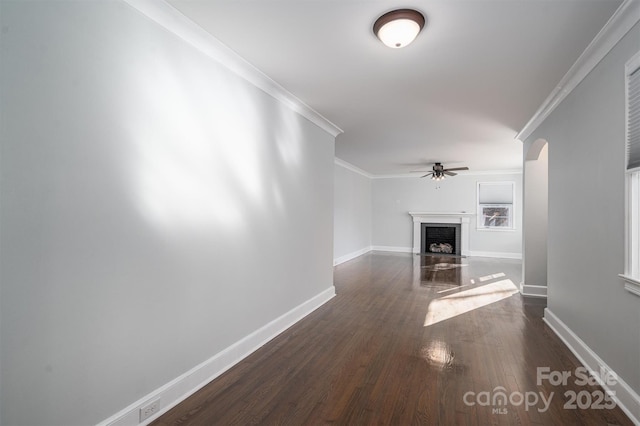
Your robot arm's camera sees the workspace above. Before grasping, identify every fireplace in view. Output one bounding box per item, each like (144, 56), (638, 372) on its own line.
(409, 212), (472, 256)
(421, 223), (461, 255)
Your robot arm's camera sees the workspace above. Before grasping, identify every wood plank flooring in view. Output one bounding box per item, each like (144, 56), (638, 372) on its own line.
(153, 252), (633, 425)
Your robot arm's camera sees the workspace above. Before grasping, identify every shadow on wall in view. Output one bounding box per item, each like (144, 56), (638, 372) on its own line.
(123, 48), (305, 233)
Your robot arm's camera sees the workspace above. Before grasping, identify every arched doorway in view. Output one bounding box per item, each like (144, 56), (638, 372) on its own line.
(522, 139), (548, 298)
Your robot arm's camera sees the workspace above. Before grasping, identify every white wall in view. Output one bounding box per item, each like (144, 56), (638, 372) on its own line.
(524, 19), (640, 410)
(0, 2), (335, 425)
(372, 174), (522, 257)
(523, 142), (548, 294)
(333, 162), (372, 264)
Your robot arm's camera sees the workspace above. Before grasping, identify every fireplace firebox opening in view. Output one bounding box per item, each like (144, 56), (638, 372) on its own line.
(421, 223), (461, 255)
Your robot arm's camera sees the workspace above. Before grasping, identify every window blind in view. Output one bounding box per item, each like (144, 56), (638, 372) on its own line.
(628, 64), (640, 170)
(478, 182), (513, 204)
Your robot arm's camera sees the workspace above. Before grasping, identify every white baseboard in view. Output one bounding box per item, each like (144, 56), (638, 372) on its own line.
(543, 308), (640, 424)
(371, 245), (413, 253)
(468, 251), (522, 260)
(333, 246), (372, 266)
(97, 286), (336, 426)
(520, 283), (548, 299)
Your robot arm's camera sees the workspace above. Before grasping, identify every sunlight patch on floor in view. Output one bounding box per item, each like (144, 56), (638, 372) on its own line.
(437, 283), (472, 294)
(424, 279), (519, 327)
(479, 272), (506, 282)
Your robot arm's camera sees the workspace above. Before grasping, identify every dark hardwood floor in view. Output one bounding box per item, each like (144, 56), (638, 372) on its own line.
(153, 252), (633, 425)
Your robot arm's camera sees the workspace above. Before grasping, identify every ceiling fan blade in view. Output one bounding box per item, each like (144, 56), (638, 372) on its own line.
(420, 173), (433, 178)
(410, 170), (430, 173)
(444, 167), (469, 171)
(444, 171), (457, 176)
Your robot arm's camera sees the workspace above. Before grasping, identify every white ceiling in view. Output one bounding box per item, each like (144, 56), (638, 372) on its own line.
(167, 0), (622, 176)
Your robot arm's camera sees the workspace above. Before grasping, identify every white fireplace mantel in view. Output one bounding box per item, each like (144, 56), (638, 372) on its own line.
(408, 212), (474, 255)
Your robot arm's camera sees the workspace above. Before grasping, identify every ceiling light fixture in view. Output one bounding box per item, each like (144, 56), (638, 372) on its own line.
(373, 9), (425, 49)
(431, 171), (445, 181)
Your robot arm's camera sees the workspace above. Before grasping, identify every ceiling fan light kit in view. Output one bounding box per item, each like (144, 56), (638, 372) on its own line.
(373, 9), (425, 49)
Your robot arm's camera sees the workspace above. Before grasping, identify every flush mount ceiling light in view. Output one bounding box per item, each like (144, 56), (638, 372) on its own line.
(373, 9), (425, 49)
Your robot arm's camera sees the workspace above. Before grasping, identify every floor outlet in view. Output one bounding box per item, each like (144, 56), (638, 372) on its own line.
(139, 398), (160, 422)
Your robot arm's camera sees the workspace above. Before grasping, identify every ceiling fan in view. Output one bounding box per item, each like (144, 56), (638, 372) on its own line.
(412, 162), (469, 180)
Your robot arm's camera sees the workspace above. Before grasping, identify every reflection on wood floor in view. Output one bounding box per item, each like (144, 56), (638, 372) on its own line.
(418, 255), (465, 286)
(153, 252), (633, 426)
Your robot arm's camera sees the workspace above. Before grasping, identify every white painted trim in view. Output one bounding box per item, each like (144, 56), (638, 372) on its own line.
(543, 308), (640, 424)
(334, 246), (372, 266)
(619, 274), (640, 296)
(409, 213), (472, 256)
(334, 158), (374, 179)
(475, 227), (518, 233)
(463, 169), (523, 176)
(122, 0), (343, 138)
(520, 283), (548, 298)
(408, 212), (475, 217)
(371, 246), (413, 253)
(477, 181), (516, 230)
(624, 53), (640, 298)
(517, 0), (640, 142)
(371, 173), (427, 179)
(97, 287), (336, 426)
(468, 251), (522, 260)
(372, 169), (523, 179)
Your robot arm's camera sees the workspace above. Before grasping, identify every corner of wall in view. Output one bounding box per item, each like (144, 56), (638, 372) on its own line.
(520, 283), (548, 299)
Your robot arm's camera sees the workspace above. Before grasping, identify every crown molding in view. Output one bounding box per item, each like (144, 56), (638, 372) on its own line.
(516, 0), (640, 142)
(371, 173), (421, 179)
(334, 158), (374, 178)
(460, 169), (523, 176)
(122, 0), (343, 138)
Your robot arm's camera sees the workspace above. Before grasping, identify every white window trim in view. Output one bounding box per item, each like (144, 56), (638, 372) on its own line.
(476, 181), (516, 231)
(621, 169), (640, 296)
(621, 50), (640, 297)
(620, 274), (640, 297)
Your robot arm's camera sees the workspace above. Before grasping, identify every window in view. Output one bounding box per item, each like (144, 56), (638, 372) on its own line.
(621, 51), (640, 296)
(477, 182), (515, 230)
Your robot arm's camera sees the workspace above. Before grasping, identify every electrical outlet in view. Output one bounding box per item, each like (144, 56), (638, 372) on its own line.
(139, 398), (160, 422)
